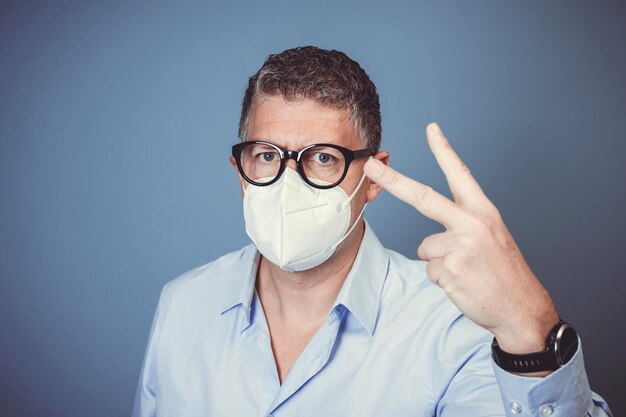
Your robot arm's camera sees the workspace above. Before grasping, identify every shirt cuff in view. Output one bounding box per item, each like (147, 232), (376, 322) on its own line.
(492, 337), (592, 417)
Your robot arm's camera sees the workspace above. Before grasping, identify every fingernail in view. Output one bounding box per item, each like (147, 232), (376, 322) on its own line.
(429, 122), (443, 135)
(365, 159), (383, 176)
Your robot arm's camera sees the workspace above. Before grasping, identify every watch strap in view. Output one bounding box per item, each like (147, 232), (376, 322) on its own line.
(491, 320), (576, 373)
(491, 339), (559, 372)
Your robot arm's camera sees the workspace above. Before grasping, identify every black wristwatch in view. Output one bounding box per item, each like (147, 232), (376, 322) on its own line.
(491, 320), (579, 373)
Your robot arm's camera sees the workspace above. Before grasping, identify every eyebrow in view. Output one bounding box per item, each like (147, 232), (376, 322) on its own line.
(249, 138), (342, 150)
(256, 144), (278, 151)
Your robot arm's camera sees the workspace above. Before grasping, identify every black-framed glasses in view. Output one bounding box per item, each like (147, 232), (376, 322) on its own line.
(232, 140), (376, 189)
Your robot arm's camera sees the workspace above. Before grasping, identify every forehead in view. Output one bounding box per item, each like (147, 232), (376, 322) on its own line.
(247, 95), (361, 149)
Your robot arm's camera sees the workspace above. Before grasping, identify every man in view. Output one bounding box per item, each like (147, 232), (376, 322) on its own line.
(132, 46), (612, 416)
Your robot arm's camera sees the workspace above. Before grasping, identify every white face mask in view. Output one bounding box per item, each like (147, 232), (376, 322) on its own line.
(242, 168), (368, 272)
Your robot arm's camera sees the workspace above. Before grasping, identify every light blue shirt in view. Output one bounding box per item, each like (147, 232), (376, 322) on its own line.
(132, 221), (612, 417)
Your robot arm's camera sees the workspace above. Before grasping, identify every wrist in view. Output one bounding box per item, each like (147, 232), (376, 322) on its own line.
(494, 315), (560, 354)
(491, 319), (579, 375)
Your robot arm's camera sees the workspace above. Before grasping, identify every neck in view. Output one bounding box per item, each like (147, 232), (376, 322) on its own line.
(255, 220), (365, 328)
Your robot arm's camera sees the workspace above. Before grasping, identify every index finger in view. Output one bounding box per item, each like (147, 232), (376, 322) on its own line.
(364, 158), (469, 229)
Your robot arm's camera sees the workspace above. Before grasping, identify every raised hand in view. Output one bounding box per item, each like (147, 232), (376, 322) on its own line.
(364, 122), (559, 354)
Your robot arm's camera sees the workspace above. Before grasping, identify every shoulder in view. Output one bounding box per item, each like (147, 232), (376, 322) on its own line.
(157, 244), (255, 313)
(379, 250), (493, 398)
(381, 247), (491, 344)
(383, 248), (461, 322)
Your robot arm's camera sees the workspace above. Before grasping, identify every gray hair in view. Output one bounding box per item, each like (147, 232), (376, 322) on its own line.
(238, 46), (381, 151)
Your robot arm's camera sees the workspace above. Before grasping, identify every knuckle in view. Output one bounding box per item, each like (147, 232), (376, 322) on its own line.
(457, 234), (475, 251)
(467, 215), (491, 237)
(458, 161), (471, 176)
(425, 261), (437, 282)
(385, 169), (399, 184)
(438, 276), (449, 290)
(417, 237), (431, 259)
(441, 280), (456, 296)
(425, 259), (433, 273)
(485, 201), (503, 222)
(426, 262), (444, 286)
(442, 256), (458, 276)
(416, 185), (435, 209)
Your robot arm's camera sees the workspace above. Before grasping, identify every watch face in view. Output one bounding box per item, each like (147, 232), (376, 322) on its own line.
(557, 324), (579, 365)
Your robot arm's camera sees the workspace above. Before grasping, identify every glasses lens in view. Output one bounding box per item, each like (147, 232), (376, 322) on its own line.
(301, 145), (346, 185)
(239, 143), (281, 184)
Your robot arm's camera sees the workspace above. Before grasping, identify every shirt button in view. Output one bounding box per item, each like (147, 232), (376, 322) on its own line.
(509, 401), (523, 414)
(539, 405), (554, 416)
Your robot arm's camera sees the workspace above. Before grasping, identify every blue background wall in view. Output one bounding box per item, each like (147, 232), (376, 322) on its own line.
(1, 1), (624, 416)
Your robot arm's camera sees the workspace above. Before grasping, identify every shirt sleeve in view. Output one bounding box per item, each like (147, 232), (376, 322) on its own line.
(434, 314), (511, 416)
(492, 339), (613, 417)
(131, 284), (172, 417)
(435, 314), (613, 417)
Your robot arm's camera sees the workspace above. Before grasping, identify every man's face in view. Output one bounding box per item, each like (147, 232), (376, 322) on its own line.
(232, 95), (383, 229)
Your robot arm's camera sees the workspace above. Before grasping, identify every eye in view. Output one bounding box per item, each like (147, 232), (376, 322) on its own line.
(312, 152), (336, 164)
(252, 149), (279, 163)
(261, 152), (276, 162)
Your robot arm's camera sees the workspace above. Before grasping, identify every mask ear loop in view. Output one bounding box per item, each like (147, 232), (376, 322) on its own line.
(329, 198), (368, 255)
(341, 155), (373, 211)
(329, 155), (373, 252)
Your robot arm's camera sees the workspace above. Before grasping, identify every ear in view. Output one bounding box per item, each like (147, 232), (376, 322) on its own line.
(366, 151), (390, 203)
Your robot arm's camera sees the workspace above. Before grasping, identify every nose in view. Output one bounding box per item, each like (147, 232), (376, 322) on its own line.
(285, 159), (298, 171)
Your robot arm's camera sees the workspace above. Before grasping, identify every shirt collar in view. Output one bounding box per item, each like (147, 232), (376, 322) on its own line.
(330, 220), (389, 336)
(219, 220), (390, 336)
(218, 246), (259, 331)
